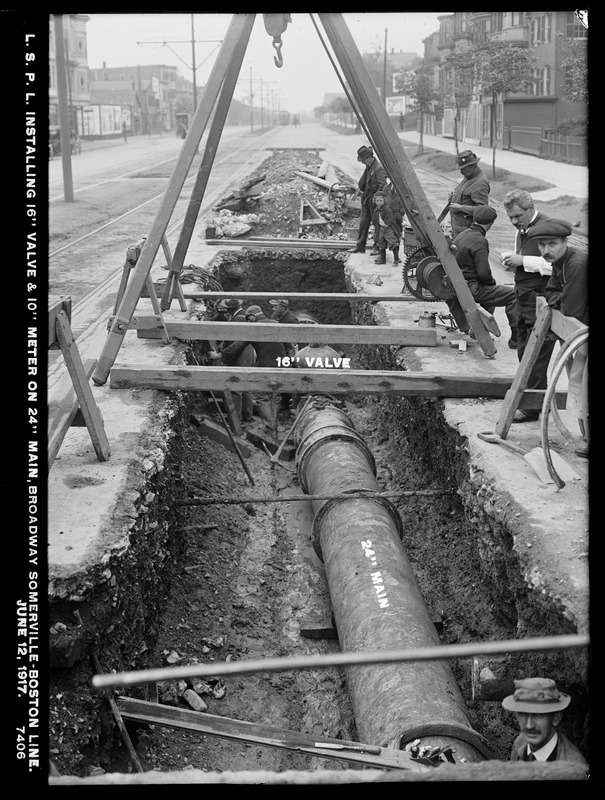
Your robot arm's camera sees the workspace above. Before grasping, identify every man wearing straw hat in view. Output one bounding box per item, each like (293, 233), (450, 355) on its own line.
(501, 677), (588, 766)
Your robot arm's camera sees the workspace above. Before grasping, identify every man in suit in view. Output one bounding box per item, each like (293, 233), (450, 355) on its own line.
(501, 190), (555, 423)
(448, 150), (490, 238)
(348, 145), (387, 255)
(502, 677), (588, 767)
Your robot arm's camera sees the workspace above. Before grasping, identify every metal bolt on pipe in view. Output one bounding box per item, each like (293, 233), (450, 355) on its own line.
(294, 399), (491, 762)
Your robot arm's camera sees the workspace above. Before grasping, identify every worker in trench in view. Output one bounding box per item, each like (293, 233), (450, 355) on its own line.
(270, 298), (300, 412)
(214, 298), (255, 424)
(214, 305), (286, 440)
(501, 677), (588, 767)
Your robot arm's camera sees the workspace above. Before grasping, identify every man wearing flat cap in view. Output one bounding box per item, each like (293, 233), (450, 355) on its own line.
(502, 678), (588, 766)
(528, 219), (589, 455)
(448, 150), (491, 238)
(219, 305), (286, 440)
(211, 298), (255, 423)
(348, 144), (387, 254)
(270, 299), (300, 410)
(446, 205), (518, 347)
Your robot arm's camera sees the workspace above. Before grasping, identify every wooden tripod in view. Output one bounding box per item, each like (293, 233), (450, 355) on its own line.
(92, 13), (494, 387)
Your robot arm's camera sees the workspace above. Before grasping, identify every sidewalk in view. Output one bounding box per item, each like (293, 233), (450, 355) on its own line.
(399, 131), (588, 201)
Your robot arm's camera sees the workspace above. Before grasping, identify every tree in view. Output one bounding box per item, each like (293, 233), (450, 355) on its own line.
(396, 61), (440, 155)
(472, 42), (534, 178)
(557, 33), (588, 104)
(443, 50), (475, 155)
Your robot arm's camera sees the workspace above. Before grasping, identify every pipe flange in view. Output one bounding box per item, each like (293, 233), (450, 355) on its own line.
(379, 722), (496, 761)
(311, 493), (404, 562)
(296, 432), (376, 494)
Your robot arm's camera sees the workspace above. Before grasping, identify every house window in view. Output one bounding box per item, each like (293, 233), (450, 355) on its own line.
(567, 11), (587, 38)
(482, 105), (491, 138)
(542, 65), (551, 96)
(511, 12), (523, 27)
(492, 12), (503, 32)
(543, 13), (551, 43)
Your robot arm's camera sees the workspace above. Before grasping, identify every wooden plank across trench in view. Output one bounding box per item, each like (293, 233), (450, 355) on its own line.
(130, 319), (435, 347)
(116, 696), (423, 772)
(173, 291), (418, 303)
(111, 365), (516, 397)
(205, 238), (353, 249)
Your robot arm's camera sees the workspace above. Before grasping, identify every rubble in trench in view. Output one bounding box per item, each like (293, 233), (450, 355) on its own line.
(48, 151), (589, 778)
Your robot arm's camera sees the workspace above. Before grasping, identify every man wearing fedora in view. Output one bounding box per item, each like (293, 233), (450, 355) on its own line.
(502, 677), (588, 766)
(348, 144), (387, 254)
(448, 150), (490, 238)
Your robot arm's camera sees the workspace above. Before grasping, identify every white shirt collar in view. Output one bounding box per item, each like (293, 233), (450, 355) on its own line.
(527, 731), (558, 761)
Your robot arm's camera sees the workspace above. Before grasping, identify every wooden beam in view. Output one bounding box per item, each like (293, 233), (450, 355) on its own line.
(110, 365), (514, 397)
(116, 697), (419, 772)
(92, 14), (257, 386)
(204, 238), (352, 249)
(160, 31), (250, 311)
(550, 306), (586, 340)
(129, 319), (437, 346)
(173, 291), (418, 302)
(48, 296), (72, 348)
(55, 312), (111, 464)
(317, 14), (496, 359)
(48, 358), (97, 470)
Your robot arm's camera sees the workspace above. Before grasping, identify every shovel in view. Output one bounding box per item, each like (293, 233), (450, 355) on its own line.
(477, 432), (580, 487)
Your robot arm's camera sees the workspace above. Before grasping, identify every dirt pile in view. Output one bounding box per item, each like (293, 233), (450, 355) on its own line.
(208, 149), (359, 240)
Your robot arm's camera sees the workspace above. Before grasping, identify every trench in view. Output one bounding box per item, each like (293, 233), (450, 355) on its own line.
(48, 250), (589, 778)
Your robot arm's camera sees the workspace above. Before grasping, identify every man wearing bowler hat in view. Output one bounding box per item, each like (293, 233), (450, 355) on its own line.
(502, 677), (588, 766)
(213, 298), (255, 423)
(348, 144), (387, 254)
(448, 150), (490, 238)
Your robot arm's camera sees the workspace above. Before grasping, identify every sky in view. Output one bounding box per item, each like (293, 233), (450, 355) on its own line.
(83, 12), (444, 113)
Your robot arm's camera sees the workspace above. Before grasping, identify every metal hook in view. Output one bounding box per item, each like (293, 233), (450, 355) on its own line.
(272, 36), (284, 68)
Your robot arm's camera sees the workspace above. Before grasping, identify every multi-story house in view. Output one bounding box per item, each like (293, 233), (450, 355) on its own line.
(426, 11), (587, 161)
(49, 14), (91, 135)
(89, 64), (180, 136)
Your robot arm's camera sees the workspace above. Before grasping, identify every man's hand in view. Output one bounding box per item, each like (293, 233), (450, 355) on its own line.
(501, 253), (524, 269)
(207, 350), (222, 362)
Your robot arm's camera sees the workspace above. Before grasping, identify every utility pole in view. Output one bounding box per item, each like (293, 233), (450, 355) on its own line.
(191, 14), (197, 109)
(249, 67), (254, 133)
(137, 17), (222, 118)
(382, 28), (388, 106)
(53, 14), (74, 202)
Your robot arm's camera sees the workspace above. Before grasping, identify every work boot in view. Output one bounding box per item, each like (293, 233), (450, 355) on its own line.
(348, 245), (366, 253)
(508, 326), (518, 349)
(373, 249), (387, 264)
(392, 246), (401, 265)
(369, 244), (381, 256)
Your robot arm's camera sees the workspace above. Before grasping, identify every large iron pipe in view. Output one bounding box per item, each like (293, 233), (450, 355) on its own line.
(295, 400), (490, 762)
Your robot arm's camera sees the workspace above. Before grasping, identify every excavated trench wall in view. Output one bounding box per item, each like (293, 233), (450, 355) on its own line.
(49, 251), (589, 775)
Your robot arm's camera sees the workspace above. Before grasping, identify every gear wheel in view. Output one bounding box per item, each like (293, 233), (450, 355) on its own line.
(401, 244), (440, 301)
